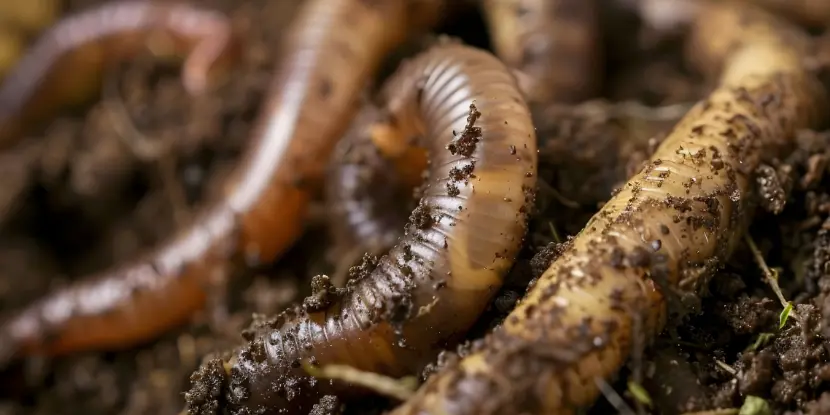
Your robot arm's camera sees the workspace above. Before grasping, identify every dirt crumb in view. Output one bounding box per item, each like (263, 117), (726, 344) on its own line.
(303, 274), (344, 312)
(738, 350), (775, 396)
(529, 241), (570, 278)
(447, 104), (482, 158)
(184, 358), (227, 415)
(310, 395), (344, 415)
(408, 203), (433, 230)
(716, 294), (777, 335)
(756, 163), (791, 215)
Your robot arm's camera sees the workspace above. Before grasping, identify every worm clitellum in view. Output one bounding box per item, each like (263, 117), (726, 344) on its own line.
(0, 0), (439, 363)
(0, 0), (238, 149)
(389, 3), (827, 414)
(185, 40), (537, 414)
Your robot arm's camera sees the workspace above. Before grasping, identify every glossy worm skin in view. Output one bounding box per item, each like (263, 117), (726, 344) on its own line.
(326, 0), (599, 258)
(0, 0), (238, 150)
(390, 3), (827, 415)
(481, 0), (600, 103)
(325, 106), (418, 261)
(0, 0), (440, 362)
(185, 41), (538, 414)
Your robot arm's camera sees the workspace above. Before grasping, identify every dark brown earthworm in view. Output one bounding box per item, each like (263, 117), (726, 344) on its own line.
(389, 3), (827, 414)
(0, 0), (239, 149)
(185, 40), (538, 414)
(0, 0), (441, 362)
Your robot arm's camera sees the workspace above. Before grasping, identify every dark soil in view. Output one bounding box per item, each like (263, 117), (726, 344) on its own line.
(2, 1), (830, 414)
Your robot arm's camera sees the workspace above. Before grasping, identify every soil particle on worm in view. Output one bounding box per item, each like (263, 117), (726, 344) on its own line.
(183, 358), (227, 414)
(445, 104), (482, 198)
(7, 1), (830, 414)
(303, 274), (345, 311)
(446, 104), (482, 158)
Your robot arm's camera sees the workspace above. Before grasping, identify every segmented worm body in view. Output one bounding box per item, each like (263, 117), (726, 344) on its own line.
(481, 0), (599, 103)
(186, 41), (537, 414)
(326, 0), (599, 261)
(0, 0), (237, 149)
(390, 3), (827, 414)
(325, 106), (418, 261)
(0, 0), (438, 362)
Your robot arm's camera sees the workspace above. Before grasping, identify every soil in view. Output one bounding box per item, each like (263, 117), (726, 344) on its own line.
(2, 1), (830, 415)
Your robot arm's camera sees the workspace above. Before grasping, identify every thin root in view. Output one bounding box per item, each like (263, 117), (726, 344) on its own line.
(301, 362), (418, 402)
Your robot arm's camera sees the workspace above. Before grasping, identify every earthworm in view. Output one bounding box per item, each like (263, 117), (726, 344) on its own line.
(481, 0), (600, 103)
(0, 0), (238, 150)
(389, 3), (827, 415)
(185, 40), (537, 414)
(0, 0), (440, 362)
(325, 0), (599, 263)
(324, 106), (420, 268)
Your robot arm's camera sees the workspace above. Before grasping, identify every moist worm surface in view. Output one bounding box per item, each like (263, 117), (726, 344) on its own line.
(185, 41), (537, 414)
(327, 0), (602, 264)
(0, 0), (439, 362)
(388, 3), (827, 414)
(325, 106), (416, 263)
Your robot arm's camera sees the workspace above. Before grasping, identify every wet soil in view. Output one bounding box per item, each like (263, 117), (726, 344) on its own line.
(2, 1), (830, 414)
